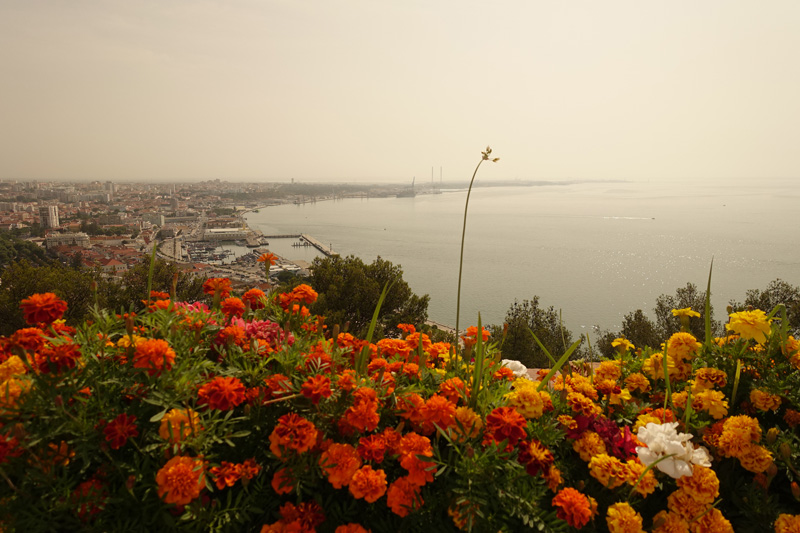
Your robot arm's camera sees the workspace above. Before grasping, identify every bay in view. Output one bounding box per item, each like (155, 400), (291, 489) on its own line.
(245, 178), (800, 335)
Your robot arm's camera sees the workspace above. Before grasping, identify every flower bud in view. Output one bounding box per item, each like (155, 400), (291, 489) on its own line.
(767, 428), (779, 444)
(779, 442), (792, 461)
(792, 482), (800, 501)
(766, 462), (778, 478)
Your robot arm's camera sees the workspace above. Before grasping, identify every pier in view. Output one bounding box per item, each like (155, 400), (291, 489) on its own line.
(261, 234), (338, 257)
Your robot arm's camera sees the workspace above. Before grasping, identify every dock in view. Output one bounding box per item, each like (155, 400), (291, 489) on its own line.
(300, 234), (338, 256)
(261, 234), (338, 257)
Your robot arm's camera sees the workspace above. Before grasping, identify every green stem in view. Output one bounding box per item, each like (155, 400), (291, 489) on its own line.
(455, 157), (485, 356)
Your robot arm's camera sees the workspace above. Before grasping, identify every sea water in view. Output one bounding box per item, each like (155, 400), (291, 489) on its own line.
(245, 178), (800, 334)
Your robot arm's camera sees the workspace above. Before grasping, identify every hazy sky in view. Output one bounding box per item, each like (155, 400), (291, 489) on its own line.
(1, 1), (799, 183)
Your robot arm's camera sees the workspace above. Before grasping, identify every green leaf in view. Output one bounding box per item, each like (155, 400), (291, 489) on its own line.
(537, 339), (581, 392)
(149, 407), (168, 423)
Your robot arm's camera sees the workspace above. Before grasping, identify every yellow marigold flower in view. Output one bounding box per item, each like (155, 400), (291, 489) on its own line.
(505, 387), (544, 419)
(450, 406), (483, 442)
(0, 377), (31, 414)
(116, 334), (145, 348)
(625, 460), (657, 497)
(738, 443), (773, 474)
(633, 413), (661, 433)
(566, 391), (601, 418)
(725, 309), (772, 344)
(667, 332), (702, 361)
(606, 502), (645, 533)
(565, 374), (599, 400)
(676, 465), (719, 505)
(692, 368), (727, 391)
(625, 372), (650, 393)
(691, 508), (733, 533)
(595, 360), (622, 382)
(750, 389), (782, 412)
(671, 391), (688, 410)
(775, 514), (800, 533)
(572, 431), (607, 462)
(0, 356), (27, 382)
(672, 308), (701, 318)
(588, 454), (627, 489)
(511, 376), (538, 391)
(694, 389), (729, 420)
(642, 352), (676, 381)
(558, 414), (577, 431)
(609, 388), (632, 405)
(717, 415), (762, 458)
(791, 352), (800, 371)
(611, 338), (635, 353)
(651, 510), (689, 533)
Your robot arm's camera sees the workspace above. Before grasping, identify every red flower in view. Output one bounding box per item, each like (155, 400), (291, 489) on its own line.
(198, 376), (246, 410)
(41, 343), (82, 372)
(133, 339), (176, 376)
(20, 292), (67, 325)
(484, 406), (528, 449)
(103, 413), (139, 450)
(203, 277), (232, 298)
(71, 478), (107, 522)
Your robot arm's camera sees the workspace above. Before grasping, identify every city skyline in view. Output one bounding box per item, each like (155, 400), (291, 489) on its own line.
(2, 1), (799, 183)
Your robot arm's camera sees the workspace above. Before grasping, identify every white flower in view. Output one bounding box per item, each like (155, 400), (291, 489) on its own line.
(636, 422), (711, 479)
(501, 359), (528, 378)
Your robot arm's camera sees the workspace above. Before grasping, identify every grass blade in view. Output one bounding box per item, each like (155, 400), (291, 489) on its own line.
(356, 280), (395, 376)
(537, 339), (581, 392)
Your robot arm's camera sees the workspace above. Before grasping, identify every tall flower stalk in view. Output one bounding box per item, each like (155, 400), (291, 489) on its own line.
(455, 146), (499, 356)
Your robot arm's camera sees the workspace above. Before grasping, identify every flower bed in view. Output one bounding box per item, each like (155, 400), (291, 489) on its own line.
(0, 283), (799, 532)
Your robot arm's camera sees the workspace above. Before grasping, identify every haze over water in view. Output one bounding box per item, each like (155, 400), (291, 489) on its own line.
(246, 177), (799, 334)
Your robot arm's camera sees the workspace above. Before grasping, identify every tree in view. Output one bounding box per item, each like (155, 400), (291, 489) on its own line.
(101, 258), (207, 313)
(308, 255), (429, 338)
(654, 282), (720, 339)
(730, 279), (800, 336)
(490, 297), (576, 370)
(0, 260), (98, 335)
(0, 233), (50, 269)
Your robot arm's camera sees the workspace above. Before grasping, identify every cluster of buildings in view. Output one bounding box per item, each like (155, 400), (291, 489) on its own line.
(0, 179), (293, 289)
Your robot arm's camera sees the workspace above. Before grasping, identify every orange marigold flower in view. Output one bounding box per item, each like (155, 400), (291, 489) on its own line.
(775, 514), (800, 533)
(335, 525), (370, 533)
(209, 461), (243, 490)
(8, 327), (46, 352)
(566, 392), (602, 418)
(667, 488), (709, 521)
(419, 394), (456, 434)
(133, 338), (176, 376)
(319, 443), (362, 488)
(386, 476), (423, 517)
(396, 432), (436, 486)
(203, 277), (232, 298)
(595, 360), (622, 382)
(344, 396), (380, 433)
(691, 508), (733, 533)
(552, 487), (596, 529)
(348, 465), (387, 503)
(214, 324), (248, 347)
(543, 464), (563, 492)
(221, 297), (246, 317)
(290, 284), (318, 305)
(460, 325), (490, 347)
(484, 406), (528, 448)
(358, 433), (389, 463)
(784, 409), (800, 428)
(718, 415), (762, 458)
(271, 467), (294, 495)
(20, 292), (67, 325)
(301, 374), (332, 405)
(264, 373), (293, 399)
(103, 413), (139, 450)
(572, 431), (608, 462)
(159, 408), (201, 444)
(257, 252), (278, 265)
(269, 413), (318, 459)
(738, 443), (774, 473)
(438, 377), (467, 404)
(242, 288), (266, 310)
(397, 323), (416, 335)
(155, 455), (205, 505)
(41, 342), (82, 372)
(606, 502), (644, 533)
(198, 376), (246, 410)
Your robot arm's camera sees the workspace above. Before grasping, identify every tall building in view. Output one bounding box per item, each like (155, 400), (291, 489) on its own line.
(38, 205), (60, 228)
